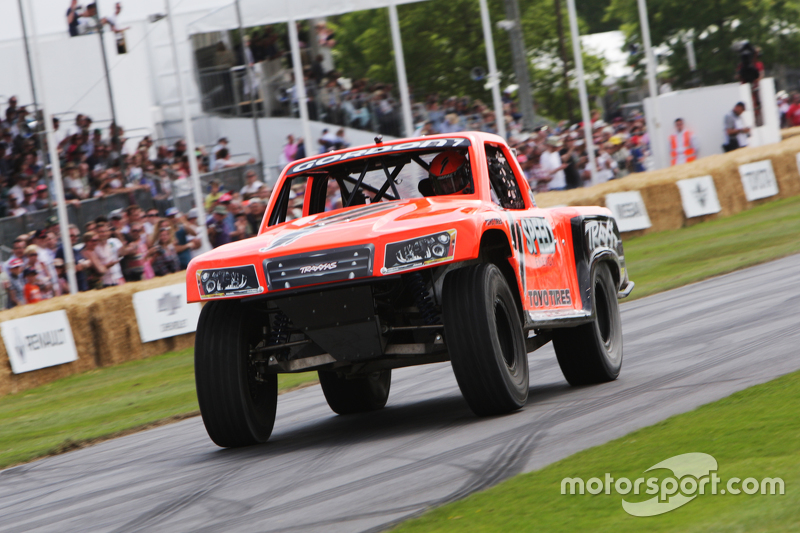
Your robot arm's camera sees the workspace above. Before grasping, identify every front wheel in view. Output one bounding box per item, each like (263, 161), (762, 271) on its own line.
(443, 263), (529, 416)
(553, 262), (623, 386)
(195, 300), (278, 448)
(318, 370), (392, 415)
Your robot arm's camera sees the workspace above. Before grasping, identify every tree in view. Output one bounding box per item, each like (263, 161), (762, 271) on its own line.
(330, 0), (607, 121)
(606, 0), (800, 88)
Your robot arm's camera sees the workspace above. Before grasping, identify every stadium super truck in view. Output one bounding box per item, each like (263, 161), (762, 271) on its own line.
(186, 132), (634, 448)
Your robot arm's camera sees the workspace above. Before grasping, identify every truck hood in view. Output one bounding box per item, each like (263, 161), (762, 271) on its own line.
(193, 197), (484, 266)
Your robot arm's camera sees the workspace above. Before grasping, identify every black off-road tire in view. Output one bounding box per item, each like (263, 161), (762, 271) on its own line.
(553, 263), (623, 386)
(195, 300), (278, 447)
(442, 263), (529, 416)
(318, 370), (392, 415)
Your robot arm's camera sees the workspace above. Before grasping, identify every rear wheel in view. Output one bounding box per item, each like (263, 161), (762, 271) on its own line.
(443, 263), (529, 416)
(553, 263), (623, 386)
(195, 300), (278, 447)
(318, 370), (392, 415)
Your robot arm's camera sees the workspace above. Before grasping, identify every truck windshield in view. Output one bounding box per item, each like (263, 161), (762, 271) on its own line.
(268, 144), (473, 226)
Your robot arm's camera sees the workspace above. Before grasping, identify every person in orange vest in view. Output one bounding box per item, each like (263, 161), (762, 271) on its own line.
(670, 118), (697, 166)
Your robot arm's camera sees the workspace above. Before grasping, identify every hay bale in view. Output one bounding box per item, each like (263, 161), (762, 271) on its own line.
(91, 272), (189, 366)
(781, 126), (800, 141)
(536, 135), (800, 234)
(0, 271), (193, 397)
(0, 292), (100, 396)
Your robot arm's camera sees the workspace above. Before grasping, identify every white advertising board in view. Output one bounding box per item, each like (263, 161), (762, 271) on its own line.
(132, 284), (202, 343)
(738, 160), (779, 202)
(0, 310), (78, 374)
(604, 191), (652, 232)
(677, 176), (722, 218)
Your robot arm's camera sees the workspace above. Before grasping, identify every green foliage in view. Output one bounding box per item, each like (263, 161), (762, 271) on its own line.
(606, 0), (800, 88)
(330, 0), (608, 121)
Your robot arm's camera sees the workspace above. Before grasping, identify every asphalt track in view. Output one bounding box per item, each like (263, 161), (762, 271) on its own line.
(3, 254), (800, 533)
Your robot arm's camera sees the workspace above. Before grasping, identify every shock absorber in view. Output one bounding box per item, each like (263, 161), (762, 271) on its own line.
(406, 272), (439, 325)
(269, 311), (292, 345)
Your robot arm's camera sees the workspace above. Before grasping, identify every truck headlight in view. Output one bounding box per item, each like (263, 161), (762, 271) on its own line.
(382, 230), (457, 274)
(196, 265), (263, 299)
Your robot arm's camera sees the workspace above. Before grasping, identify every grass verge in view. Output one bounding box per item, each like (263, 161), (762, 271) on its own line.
(623, 195), (800, 300)
(0, 348), (317, 469)
(393, 369), (800, 532)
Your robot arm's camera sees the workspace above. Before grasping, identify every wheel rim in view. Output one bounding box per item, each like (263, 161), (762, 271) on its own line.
(494, 297), (516, 370)
(595, 279), (612, 346)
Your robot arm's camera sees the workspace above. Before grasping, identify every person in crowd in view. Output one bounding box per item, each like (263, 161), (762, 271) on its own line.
(4, 236), (27, 273)
(93, 219), (125, 286)
(539, 137), (567, 191)
(724, 102), (751, 152)
(207, 205), (231, 248)
(148, 225), (181, 276)
(23, 245), (53, 300)
(669, 118), (698, 166)
(80, 231), (105, 290)
(23, 268), (43, 304)
(53, 258), (70, 295)
(5, 258), (26, 308)
(55, 224), (90, 292)
(204, 179), (224, 211)
(240, 170), (265, 199)
(165, 207), (200, 270)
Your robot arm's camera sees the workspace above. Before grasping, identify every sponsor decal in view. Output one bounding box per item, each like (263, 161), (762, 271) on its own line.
(157, 291), (182, 316)
(528, 288), (572, 308)
(739, 160), (779, 201)
(299, 262), (338, 274)
(197, 265), (263, 299)
(382, 230), (457, 274)
(605, 191), (651, 232)
(585, 219), (620, 255)
(1, 310), (78, 374)
(511, 217), (556, 256)
(677, 176), (721, 218)
(484, 217), (503, 227)
(286, 138), (471, 175)
(133, 284), (201, 342)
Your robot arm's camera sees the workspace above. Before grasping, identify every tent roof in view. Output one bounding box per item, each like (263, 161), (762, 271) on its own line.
(188, 0), (430, 34)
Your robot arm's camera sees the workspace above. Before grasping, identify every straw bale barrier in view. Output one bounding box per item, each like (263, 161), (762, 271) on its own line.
(781, 126), (800, 141)
(537, 135), (800, 235)
(0, 272), (191, 397)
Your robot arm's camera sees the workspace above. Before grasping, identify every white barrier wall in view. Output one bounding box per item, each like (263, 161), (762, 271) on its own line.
(644, 79), (780, 170)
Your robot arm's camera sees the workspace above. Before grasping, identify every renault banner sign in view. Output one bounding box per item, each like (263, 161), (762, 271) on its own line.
(1, 310), (78, 374)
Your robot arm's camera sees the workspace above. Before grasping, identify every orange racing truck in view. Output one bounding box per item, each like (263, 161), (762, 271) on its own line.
(187, 132), (633, 448)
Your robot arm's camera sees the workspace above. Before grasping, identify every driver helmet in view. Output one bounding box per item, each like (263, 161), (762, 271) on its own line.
(429, 151), (470, 195)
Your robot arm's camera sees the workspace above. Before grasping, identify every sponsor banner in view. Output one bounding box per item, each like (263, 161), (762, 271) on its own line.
(605, 191), (652, 232)
(286, 137), (471, 175)
(1, 310), (78, 374)
(676, 175), (722, 218)
(739, 160), (779, 201)
(133, 284), (202, 343)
